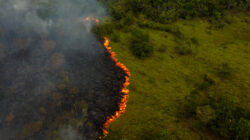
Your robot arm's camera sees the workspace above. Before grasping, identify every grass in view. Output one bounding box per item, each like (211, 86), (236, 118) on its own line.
(103, 12), (250, 140)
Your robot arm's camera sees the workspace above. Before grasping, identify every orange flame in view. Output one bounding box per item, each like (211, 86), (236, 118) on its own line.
(85, 17), (90, 21)
(80, 17), (100, 23)
(102, 37), (131, 137)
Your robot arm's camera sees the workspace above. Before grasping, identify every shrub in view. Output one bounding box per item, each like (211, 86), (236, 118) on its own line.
(111, 6), (126, 21)
(159, 9), (178, 23)
(190, 37), (199, 45)
(175, 46), (192, 55)
(174, 40), (193, 55)
(185, 92), (250, 139)
(197, 75), (215, 91)
(92, 22), (114, 38)
(196, 105), (216, 124)
(130, 29), (153, 58)
(208, 97), (250, 139)
(233, 118), (250, 140)
(183, 90), (201, 117)
(217, 63), (233, 78)
(123, 14), (134, 26)
(214, 21), (225, 29)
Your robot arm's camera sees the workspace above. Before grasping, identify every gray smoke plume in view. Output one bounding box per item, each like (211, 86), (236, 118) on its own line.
(0, 0), (125, 140)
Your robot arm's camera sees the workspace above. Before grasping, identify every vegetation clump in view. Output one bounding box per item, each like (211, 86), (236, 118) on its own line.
(217, 63), (234, 79)
(185, 87), (250, 140)
(130, 29), (153, 58)
(104, 0), (249, 25)
(92, 22), (114, 38)
(209, 98), (250, 140)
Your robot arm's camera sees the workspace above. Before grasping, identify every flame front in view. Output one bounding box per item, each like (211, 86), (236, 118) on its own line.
(79, 17), (130, 137)
(102, 37), (131, 137)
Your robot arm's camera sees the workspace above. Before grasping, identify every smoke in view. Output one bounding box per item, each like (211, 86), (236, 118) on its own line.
(59, 127), (83, 140)
(0, 0), (124, 140)
(0, 0), (106, 32)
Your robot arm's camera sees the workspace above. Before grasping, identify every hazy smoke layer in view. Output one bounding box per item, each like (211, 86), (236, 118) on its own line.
(0, 0), (124, 140)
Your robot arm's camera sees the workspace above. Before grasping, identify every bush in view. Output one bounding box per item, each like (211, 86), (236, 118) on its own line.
(174, 40), (193, 55)
(123, 14), (134, 26)
(212, 20), (225, 29)
(190, 37), (199, 45)
(175, 46), (192, 55)
(209, 98), (250, 139)
(92, 22), (114, 38)
(196, 105), (216, 124)
(175, 38), (200, 55)
(217, 63), (233, 78)
(130, 29), (153, 58)
(111, 5), (126, 21)
(197, 74), (215, 91)
(233, 118), (250, 140)
(184, 92), (250, 139)
(183, 90), (201, 117)
(159, 9), (178, 23)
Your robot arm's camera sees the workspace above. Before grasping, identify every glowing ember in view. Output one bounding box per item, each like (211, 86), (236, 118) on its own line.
(80, 17), (100, 23)
(102, 37), (131, 137)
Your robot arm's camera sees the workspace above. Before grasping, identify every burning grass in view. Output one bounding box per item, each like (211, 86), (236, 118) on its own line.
(0, 18), (129, 140)
(102, 38), (131, 137)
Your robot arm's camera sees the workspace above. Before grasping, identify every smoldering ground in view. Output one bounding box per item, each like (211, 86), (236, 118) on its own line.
(0, 0), (126, 140)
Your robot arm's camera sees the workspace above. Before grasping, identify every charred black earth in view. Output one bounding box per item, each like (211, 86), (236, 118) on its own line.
(0, 17), (125, 140)
(0, 0), (125, 140)
(0, 28), (126, 140)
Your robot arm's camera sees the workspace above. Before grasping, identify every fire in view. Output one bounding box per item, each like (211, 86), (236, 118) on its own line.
(79, 17), (129, 137)
(80, 17), (100, 23)
(102, 37), (131, 137)
(85, 17), (89, 21)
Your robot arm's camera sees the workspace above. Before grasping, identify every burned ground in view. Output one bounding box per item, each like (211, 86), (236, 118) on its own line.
(0, 27), (126, 140)
(0, 0), (125, 139)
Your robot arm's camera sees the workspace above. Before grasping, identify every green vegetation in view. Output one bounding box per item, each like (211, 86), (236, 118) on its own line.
(94, 0), (250, 139)
(130, 29), (153, 58)
(103, 0), (249, 23)
(95, 1), (250, 138)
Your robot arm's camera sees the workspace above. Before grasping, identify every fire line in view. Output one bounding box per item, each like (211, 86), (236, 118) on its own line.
(80, 17), (130, 138)
(102, 37), (131, 137)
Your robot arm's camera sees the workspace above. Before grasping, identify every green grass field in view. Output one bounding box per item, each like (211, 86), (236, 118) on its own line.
(103, 12), (250, 140)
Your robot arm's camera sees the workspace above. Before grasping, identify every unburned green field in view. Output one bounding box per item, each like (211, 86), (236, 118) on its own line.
(103, 13), (250, 140)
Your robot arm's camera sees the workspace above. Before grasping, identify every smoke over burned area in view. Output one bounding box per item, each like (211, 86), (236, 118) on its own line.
(0, 0), (126, 139)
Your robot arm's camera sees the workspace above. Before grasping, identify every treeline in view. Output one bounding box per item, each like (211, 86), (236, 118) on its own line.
(103, 0), (249, 23)
(94, 0), (249, 58)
